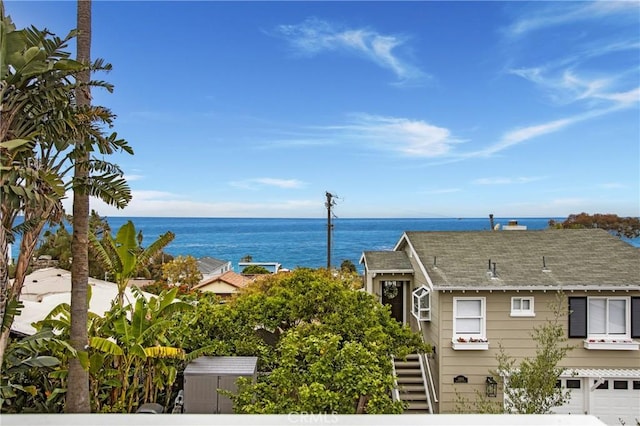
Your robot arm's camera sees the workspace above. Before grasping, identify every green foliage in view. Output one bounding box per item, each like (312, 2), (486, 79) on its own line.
(36, 225), (73, 270)
(5, 267), (425, 414)
(161, 255), (202, 288)
(179, 268), (427, 414)
(340, 259), (357, 273)
(18, 287), (193, 413)
(89, 220), (175, 305)
(241, 265), (271, 274)
(1, 330), (76, 413)
(33, 212), (116, 279)
(549, 213), (640, 239)
(230, 327), (404, 414)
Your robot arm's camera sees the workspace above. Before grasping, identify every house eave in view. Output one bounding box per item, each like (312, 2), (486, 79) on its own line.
(367, 269), (414, 275)
(434, 285), (640, 292)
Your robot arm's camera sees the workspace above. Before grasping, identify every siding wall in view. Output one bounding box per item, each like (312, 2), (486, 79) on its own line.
(197, 282), (237, 294)
(437, 290), (640, 413)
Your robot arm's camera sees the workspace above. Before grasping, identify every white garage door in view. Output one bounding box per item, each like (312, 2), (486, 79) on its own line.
(590, 378), (640, 426)
(552, 377), (640, 425)
(552, 378), (585, 415)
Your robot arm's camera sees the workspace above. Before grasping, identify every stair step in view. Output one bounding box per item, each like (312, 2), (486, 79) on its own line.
(395, 368), (422, 375)
(399, 384), (425, 392)
(394, 361), (420, 368)
(399, 393), (427, 401)
(402, 354), (420, 360)
(405, 401), (430, 410)
(396, 376), (423, 384)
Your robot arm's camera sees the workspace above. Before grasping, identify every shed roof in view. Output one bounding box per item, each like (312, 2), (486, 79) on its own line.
(184, 356), (258, 376)
(399, 229), (640, 289)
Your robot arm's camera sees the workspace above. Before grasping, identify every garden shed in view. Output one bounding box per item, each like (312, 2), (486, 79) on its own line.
(183, 356), (258, 414)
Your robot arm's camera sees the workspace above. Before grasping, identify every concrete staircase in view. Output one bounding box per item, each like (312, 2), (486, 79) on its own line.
(393, 354), (431, 414)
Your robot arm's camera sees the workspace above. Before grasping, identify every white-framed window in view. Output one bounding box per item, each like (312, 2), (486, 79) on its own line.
(453, 297), (486, 340)
(511, 297), (535, 317)
(412, 286), (431, 321)
(588, 297), (630, 338)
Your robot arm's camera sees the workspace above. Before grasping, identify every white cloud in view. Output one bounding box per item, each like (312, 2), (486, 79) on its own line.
(68, 190), (320, 218)
(468, 97), (636, 158)
(335, 114), (460, 158)
(229, 178), (306, 190)
(510, 66), (640, 108)
(598, 182), (626, 189)
(474, 117), (575, 157)
(423, 188), (461, 195)
(506, 1), (639, 37)
(473, 176), (545, 185)
(124, 174), (144, 182)
(274, 18), (426, 84)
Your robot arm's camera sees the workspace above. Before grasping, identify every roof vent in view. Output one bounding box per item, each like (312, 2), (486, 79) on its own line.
(487, 259), (498, 279)
(542, 256), (551, 272)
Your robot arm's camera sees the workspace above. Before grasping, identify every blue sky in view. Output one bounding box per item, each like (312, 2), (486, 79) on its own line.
(7, 1), (640, 218)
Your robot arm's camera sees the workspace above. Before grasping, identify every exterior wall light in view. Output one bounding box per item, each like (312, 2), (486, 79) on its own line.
(486, 376), (497, 397)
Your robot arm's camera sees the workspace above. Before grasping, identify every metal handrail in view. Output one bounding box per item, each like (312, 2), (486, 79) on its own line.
(422, 352), (438, 403)
(417, 353), (434, 413)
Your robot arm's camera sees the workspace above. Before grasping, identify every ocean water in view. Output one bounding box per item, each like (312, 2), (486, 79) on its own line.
(11, 217), (639, 272)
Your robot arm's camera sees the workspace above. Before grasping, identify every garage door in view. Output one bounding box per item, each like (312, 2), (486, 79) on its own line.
(591, 379), (640, 426)
(552, 377), (640, 425)
(551, 378), (585, 415)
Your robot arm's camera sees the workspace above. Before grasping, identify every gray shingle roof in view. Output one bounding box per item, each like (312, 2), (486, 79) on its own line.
(401, 229), (640, 289)
(361, 251), (413, 272)
(197, 256), (229, 274)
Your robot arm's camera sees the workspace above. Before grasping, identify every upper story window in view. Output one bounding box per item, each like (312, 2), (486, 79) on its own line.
(588, 297), (628, 337)
(453, 297), (486, 340)
(569, 297), (640, 350)
(511, 297), (535, 317)
(412, 286), (430, 321)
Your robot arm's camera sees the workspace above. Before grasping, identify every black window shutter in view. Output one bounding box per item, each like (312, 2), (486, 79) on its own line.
(568, 297), (587, 338)
(632, 297), (640, 339)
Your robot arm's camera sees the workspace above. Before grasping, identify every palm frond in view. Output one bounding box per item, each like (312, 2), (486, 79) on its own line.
(144, 346), (185, 359)
(89, 337), (124, 356)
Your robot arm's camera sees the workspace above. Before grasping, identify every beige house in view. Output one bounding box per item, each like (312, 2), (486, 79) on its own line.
(361, 229), (640, 425)
(193, 271), (253, 298)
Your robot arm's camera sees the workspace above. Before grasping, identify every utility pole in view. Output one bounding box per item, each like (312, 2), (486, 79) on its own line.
(325, 192), (336, 269)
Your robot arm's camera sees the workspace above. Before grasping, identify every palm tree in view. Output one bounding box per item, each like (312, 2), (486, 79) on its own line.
(66, 0), (92, 412)
(0, 5), (132, 368)
(90, 220), (175, 305)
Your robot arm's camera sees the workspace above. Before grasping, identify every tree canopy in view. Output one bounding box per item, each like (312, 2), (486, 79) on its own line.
(549, 213), (640, 239)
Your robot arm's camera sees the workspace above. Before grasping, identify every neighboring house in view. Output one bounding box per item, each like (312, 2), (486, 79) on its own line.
(193, 271), (253, 298)
(360, 229), (640, 425)
(13, 267), (155, 336)
(197, 256), (233, 280)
